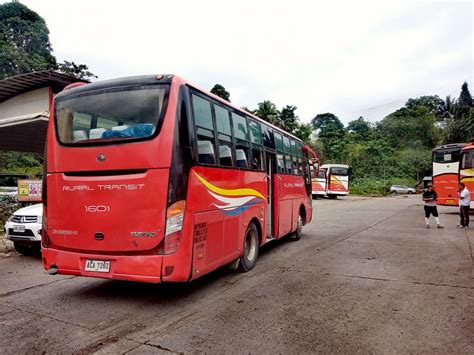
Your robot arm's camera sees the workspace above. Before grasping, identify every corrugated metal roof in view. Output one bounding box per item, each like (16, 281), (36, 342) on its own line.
(0, 70), (86, 103)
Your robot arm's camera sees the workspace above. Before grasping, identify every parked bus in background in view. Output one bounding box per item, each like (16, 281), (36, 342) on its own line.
(460, 142), (474, 209)
(311, 166), (327, 198)
(432, 143), (466, 206)
(42, 74), (319, 283)
(320, 164), (350, 199)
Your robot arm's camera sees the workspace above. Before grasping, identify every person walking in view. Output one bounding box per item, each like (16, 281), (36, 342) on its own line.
(422, 183), (444, 229)
(458, 182), (471, 229)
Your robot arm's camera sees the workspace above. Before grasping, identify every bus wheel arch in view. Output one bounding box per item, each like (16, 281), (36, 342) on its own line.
(290, 206), (305, 242)
(238, 220), (260, 272)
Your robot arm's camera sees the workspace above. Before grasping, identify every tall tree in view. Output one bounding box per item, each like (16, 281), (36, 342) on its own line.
(0, 1), (56, 78)
(210, 84), (230, 102)
(278, 105), (299, 133)
(0, 2), (96, 80)
(347, 116), (372, 142)
(445, 82), (473, 143)
(311, 113), (346, 162)
(57, 61), (97, 80)
(255, 100), (280, 126)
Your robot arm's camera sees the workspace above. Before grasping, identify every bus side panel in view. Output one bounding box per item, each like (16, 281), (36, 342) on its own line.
(185, 166), (266, 279)
(275, 174), (307, 238)
(460, 168), (474, 209)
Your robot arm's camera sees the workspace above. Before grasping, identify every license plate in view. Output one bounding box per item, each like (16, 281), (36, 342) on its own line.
(13, 225), (25, 233)
(84, 259), (111, 273)
(446, 199), (455, 205)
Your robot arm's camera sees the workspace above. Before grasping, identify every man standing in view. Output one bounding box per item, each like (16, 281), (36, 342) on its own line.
(422, 183), (444, 229)
(458, 182), (471, 229)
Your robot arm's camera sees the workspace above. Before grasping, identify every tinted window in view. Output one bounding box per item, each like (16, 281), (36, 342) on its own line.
(317, 170), (326, 179)
(331, 167), (349, 175)
(262, 125), (274, 148)
(274, 132), (283, 152)
(461, 151), (474, 169)
(283, 136), (291, 153)
(232, 113), (248, 141)
(251, 148), (263, 170)
(433, 150), (461, 163)
(215, 105), (231, 135)
(56, 86), (168, 144)
(248, 120), (262, 145)
(192, 95), (213, 130)
(277, 154), (285, 173)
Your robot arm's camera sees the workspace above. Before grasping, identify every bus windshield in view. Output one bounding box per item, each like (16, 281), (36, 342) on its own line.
(331, 167), (348, 175)
(461, 150), (474, 169)
(433, 150), (461, 163)
(55, 85), (169, 145)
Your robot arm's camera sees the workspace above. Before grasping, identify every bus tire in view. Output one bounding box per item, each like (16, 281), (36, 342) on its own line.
(238, 222), (259, 272)
(290, 212), (304, 241)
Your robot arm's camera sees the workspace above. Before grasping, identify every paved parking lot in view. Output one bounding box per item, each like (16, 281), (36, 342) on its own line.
(0, 195), (473, 353)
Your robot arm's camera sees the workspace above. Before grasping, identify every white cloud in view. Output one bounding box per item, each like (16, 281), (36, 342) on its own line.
(18, 0), (473, 125)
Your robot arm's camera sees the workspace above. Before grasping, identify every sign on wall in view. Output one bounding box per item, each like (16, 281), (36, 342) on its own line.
(18, 179), (42, 202)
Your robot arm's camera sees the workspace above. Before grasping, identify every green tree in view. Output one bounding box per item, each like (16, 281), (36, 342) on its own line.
(278, 105), (299, 133)
(210, 84), (230, 102)
(405, 95), (444, 114)
(347, 116), (372, 142)
(445, 82), (473, 143)
(57, 61), (97, 80)
(311, 113), (346, 162)
(255, 100), (281, 126)
(293, 122), (312, 143)
(0, 2), (96, 80)
(0, 1), (56, 78)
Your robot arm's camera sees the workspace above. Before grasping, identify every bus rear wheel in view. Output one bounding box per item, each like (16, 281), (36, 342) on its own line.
(238, 223), (259, 272)
(290, 212), (304, 241)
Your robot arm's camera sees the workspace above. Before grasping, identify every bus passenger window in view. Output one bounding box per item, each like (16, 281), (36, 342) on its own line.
(236, 149), (248, 168)
(219, 143), (233, 166)
(197, 140), (215, 165)
(285, 156), (292, 174)
(252, 148), (263, 170)
(277, 154), (285, 173)
(292, 156), (298, 175)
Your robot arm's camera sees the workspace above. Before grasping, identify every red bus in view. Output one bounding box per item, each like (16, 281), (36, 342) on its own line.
(432, 143), (465, 206)
(42, 74), (319, 283)
(460, 143), (474, 209)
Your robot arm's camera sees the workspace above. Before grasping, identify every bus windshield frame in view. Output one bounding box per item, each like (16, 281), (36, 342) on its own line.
(54, 84), (170, 147)
(433, 149), (462, 164)
(330, 167), (349, 176)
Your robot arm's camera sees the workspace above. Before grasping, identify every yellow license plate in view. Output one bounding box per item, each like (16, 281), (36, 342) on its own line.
(446, 199), (455, 205)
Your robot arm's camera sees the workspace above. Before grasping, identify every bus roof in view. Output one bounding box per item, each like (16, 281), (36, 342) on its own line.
(56, 74), (304, 143)
(461, 142), (474, 152)
(320, 164), (349, 168)
(432, 143), (466, 152)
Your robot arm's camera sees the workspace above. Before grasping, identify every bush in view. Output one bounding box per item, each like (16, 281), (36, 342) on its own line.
(350, 177), (417, 196)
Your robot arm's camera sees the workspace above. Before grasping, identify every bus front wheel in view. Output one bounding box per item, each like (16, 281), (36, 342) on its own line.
(238, 223), (259, 272)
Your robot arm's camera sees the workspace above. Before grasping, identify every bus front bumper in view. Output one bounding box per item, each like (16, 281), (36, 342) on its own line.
(42, 248), (164, 283)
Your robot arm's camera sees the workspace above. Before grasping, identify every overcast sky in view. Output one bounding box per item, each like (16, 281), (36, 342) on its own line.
(18, 0), (474, 125)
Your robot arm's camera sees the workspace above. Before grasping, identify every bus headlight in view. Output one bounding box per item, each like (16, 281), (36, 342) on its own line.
(164, 200), (185, 255)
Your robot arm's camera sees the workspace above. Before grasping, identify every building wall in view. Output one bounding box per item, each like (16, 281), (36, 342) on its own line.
(0, 87), (50, 120)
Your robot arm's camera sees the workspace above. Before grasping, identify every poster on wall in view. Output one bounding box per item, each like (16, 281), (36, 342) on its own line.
(18, 180), (42, 202)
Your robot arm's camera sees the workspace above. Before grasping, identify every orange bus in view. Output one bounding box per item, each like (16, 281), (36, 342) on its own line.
(460, 143), (474, 209)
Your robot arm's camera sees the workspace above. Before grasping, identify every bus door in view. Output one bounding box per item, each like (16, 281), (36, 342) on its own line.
(265, 151), (276, 238)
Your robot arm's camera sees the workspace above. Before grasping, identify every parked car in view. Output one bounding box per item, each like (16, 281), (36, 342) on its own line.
(0, 173), (28, 199)
(4, 203), (42, 255)
(390, 185), (416, 194)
